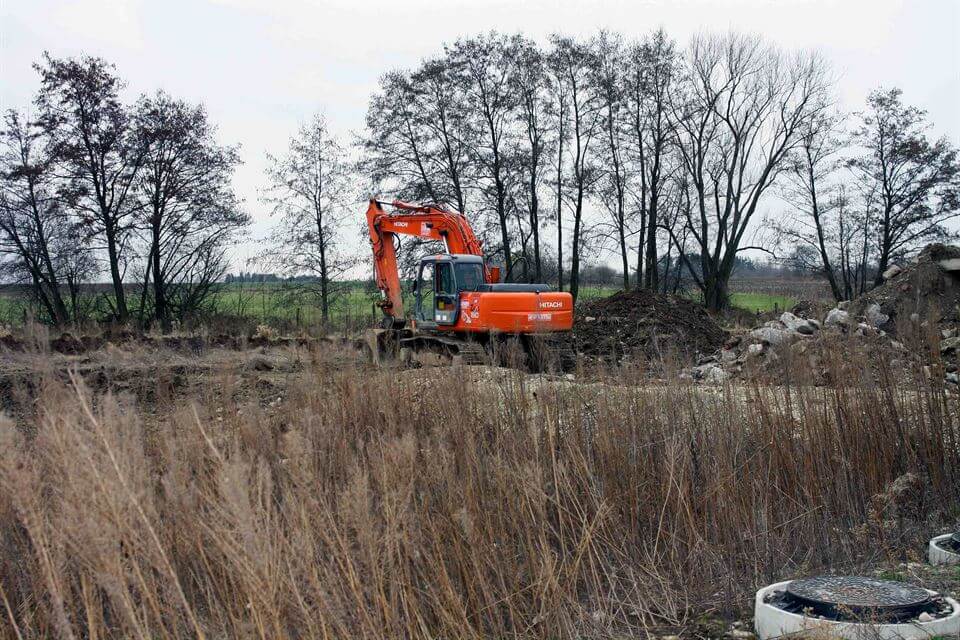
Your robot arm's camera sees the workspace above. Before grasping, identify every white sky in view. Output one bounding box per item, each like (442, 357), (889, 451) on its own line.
(1, 0), (958, 272)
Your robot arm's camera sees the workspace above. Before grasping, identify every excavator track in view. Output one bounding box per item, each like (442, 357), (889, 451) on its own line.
(367, 328), (576, 372)
(397, 334), (489, 367)
(451, 341), (487, 365)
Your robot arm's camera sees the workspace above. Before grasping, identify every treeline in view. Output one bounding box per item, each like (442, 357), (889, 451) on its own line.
(0, 55), (248, 329)
(362, 30), (960, 307)
(4, 30), (959, 330)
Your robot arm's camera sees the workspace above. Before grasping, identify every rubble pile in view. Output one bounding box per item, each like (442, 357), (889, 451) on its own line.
(574, 288), (727, 365)
(689, 243), (960, 385)
(852, 243), (960, 331)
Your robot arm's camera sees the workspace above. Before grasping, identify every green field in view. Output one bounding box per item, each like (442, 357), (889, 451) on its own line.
(0, 281), (797, 329)
(211, 282), (379, 327)
(575, 286), (796, 313)
(726, 292), (796, 313)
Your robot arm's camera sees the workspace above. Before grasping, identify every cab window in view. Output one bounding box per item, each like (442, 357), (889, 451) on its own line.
(418, 262), (435, 321)
(437, 262), (455, 295)
(454, 262), (484, 292)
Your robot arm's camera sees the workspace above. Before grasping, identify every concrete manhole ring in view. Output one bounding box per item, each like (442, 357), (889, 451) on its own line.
(930, 533), (960, 565)
(755, 580), (960, 640)
(785, 576), (931, 618)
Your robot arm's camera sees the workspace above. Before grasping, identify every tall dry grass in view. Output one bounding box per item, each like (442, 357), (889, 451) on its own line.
(0, 343), (958, 639)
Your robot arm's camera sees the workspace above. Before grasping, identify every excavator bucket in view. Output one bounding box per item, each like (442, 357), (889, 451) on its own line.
(365, 328), (386, 366)
(364, 327), (403, 366)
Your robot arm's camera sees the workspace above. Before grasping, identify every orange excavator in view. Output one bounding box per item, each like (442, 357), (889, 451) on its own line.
(365, 198), (575, 369)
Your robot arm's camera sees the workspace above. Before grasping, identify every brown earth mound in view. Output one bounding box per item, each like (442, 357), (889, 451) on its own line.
(574, 288), (727, 363)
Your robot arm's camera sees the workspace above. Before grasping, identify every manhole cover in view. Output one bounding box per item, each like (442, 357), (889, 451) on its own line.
(786, 576), (931, 619)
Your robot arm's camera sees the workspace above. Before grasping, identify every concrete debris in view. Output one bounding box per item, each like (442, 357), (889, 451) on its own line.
(675, 244), (960, 386)
(750, 327), (792, 346)
(864, 303), (890, 328)
(778, 312), (803, 331)
(690, 362), (725, 383)
(882, 264), (903, 280)
(941, 337), (960, 353)
(824, 308), (850, 327)
(937, 258), (960, 272)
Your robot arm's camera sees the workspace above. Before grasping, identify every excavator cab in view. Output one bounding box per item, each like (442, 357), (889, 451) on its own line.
(413, 254), (485, 327)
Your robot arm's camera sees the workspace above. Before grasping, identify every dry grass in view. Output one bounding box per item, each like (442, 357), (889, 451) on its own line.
(0, 343), (958, 639)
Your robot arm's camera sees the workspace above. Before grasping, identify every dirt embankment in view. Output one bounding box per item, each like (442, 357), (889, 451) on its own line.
(573, 288), (727, 364)
(0, 328), (365, 419)
(0, 328), (332, 355)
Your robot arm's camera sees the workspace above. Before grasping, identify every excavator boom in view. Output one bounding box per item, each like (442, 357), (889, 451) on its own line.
(366, 199), (499, 320)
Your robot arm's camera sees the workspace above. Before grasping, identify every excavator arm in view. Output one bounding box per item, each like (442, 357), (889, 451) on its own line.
(366, 199), (499, 321)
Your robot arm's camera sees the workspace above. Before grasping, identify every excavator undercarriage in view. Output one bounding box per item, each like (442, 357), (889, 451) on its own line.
(366, 328), (576, 372)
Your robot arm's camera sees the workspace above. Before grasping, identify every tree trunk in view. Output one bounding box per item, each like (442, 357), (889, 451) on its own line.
(704, 274), (728, 311)
(320, 243), (329, 324)
(570, 185), (584, 302)
(151, 222), (169, 331)
(530, 178), (542, 282)
(618, 225), (629, 291)
(556, 132), (564, 292)
(105, 225), (128, 321)
(644, 192), (658, 290)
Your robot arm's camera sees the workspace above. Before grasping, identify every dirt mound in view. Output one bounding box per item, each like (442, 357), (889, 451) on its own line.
(574, 289), (727, 363)
(852, 243), (960, 332)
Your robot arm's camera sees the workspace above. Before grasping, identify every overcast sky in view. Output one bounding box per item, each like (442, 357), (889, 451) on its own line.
(1, 0), (958, 269)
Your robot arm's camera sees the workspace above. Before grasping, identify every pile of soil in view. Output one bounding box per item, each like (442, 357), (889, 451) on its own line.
(853, 243), (960, 332)
(573, 288), (727, 363)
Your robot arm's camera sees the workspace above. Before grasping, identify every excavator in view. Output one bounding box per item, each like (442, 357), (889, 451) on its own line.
(365, 198), (575, 369)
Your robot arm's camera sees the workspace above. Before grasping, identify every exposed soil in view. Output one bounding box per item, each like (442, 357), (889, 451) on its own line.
(0, 328), (351, 356)
(573, 288), (727, 364)
(0, 333), (365, 421)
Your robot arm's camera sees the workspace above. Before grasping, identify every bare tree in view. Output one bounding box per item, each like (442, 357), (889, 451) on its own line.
(546, 44), (571, 292)
(512, 36), (554, 283)
(364, 65), (472, 213)
(591, 31), (631, 290)
(549, 35), (602, 302)
(263, 114), (356, 324)
(670, 33), (831, 309)
(630, 29), (678, 291)
(773, 111), (846, 300)
(832, 185), (873, 298)
(33, 53), (146, 321)
(449, 33), (520, 279)
(364, 71), (442, 204)
(0, 110), (89, 324)
(409, 59), (473, 216)
(134, 92), (247, 329)
(848, 88), (960, 284)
